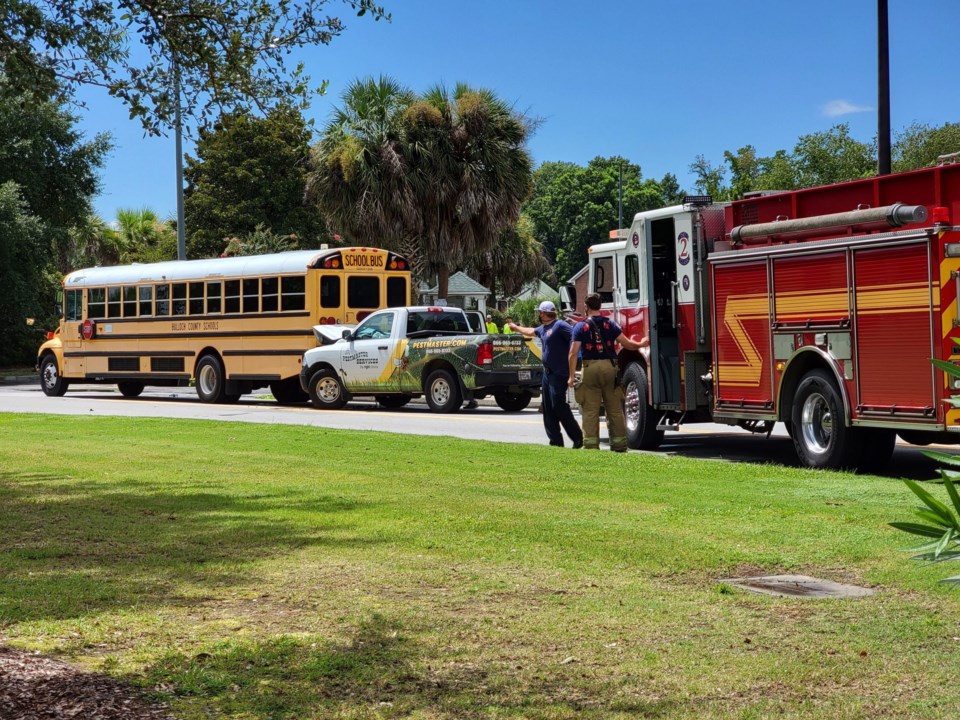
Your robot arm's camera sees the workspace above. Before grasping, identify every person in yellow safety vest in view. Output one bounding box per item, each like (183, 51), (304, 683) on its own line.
(485, 314), (499, 333)
(502, 316), (514, 333)
(567, 292), (648, 451)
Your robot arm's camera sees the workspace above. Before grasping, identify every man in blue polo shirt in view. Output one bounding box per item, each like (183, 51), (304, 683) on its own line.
(508, 301), (583, 449)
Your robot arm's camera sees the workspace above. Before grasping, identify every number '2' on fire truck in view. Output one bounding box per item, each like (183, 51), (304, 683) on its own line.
(564, 160), (960, 471)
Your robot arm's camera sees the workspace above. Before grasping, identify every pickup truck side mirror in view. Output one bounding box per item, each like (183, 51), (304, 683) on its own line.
(342, 328), (353, 340)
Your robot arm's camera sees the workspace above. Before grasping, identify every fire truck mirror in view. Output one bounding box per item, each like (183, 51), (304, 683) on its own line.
(559, 284), (576, 314)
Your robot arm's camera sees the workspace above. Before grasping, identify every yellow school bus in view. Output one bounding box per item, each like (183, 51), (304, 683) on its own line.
(36, 247), (411, 403)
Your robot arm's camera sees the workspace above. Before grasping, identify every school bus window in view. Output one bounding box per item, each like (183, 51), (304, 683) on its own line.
(139, 286), (153, 316)
(206, 281), (222, 314)
(243, 278), (260, 313)
(89, 287), (106, 318)
(172, 283), (187, 315)
(65, 289), (82, 321)
(387, 276), (407, 307)
(262, 277), (278, 312)
(281, 275), (305, 311)
(224, 280), (241, 313)
(123, 286), (138, 317)
(320, 275), (340, 308)
(156, 284), (170, 316)
(189, 282), (204, 315)
(347, 276), (379, 309)
(107, 286), (122, 318)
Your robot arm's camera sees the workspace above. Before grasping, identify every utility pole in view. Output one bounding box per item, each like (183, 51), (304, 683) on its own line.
(877, 0), (891, 175)
(174, 49), (187, 260)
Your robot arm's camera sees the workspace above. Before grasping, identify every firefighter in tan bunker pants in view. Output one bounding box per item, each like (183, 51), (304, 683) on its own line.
(568, 293), (648, 451)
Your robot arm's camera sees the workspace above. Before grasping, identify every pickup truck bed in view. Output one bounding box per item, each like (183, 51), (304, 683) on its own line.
(300, 306), (542, 413)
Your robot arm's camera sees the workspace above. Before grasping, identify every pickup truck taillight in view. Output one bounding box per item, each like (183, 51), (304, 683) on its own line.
(476, 342), (493, 366)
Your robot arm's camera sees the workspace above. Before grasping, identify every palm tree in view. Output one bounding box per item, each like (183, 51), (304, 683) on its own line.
(307, 77), (535, 300)
(305, 76), (417, 252)
(466, 214), (552, 306)
(403, 83), (534, 299)
(115, 207), (177, 263)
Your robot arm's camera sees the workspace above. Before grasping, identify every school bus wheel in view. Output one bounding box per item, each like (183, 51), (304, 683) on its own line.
(39, 354), (69, 397)
(196, 354), (230, 404)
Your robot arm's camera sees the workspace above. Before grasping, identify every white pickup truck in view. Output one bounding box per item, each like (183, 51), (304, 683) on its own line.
(299, 306), (543, 412)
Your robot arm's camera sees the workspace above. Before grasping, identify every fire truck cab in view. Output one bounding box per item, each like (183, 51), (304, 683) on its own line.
(568, 162), (960, 472)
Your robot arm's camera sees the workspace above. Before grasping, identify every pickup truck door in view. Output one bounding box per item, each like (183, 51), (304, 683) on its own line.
(338, 310), (397, 390)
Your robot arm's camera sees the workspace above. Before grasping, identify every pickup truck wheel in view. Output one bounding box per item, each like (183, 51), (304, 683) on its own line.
(40, 355), (69, 397)
(425, 369), (462, 413)
(623, 364), (663, 450)
(117, 381), (145, 398)
(376, 395), (411, 409)
(308, 369), (347, 409)
(791, 369), (863, 469)
(495, 391), (531, 412)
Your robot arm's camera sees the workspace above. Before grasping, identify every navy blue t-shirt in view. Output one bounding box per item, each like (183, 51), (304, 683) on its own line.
(572, 316), (623, 360)
(535, 320), (573, 377)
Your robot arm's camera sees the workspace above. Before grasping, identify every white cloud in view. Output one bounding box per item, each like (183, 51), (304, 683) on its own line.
(822, 99), (873, 117)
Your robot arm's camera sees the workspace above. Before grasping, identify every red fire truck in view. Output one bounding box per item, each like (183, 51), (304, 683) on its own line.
(562, 160), (960, 471)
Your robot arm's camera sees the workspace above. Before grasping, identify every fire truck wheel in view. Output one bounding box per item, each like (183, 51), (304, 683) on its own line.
(854, 428), (897, 473)
(622, 363), (663, 450)
(791, 369), (863, 470)
(39, 355), (69, 397)
(425, 369), (462, 413)
(308, 369), (348, 409)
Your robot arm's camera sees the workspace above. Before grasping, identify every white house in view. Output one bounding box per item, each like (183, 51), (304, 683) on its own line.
(420, 271), (491, 313)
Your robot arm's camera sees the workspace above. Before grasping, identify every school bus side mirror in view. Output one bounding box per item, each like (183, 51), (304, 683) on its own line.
(55, 289), (64, 318)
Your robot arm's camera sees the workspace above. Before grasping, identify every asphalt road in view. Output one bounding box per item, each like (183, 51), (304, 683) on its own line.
(0, 379), (947, 479)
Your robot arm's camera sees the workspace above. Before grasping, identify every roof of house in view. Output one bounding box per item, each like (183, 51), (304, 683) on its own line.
(512, 279), (558, 301)
(424, 271), (489, 295)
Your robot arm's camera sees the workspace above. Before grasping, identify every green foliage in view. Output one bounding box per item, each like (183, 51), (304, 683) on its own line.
(0, 85), (107, 364)
(465, 214), (551, 305)
(506, 296), (559, 328)
(1, 1), (390, 136)
(891, 477), (960, 587)
(891, 343), (960, 586)
(221, 224), (298, 257)
(524, 156), (675, 282)
(308, 76), (534, 299)
(0, 83), (110, 274)
(893, 122), (960, 172)
(0, 183), (54, 365)
(695, 121), (960, 200)
(185, 107), (327, 258)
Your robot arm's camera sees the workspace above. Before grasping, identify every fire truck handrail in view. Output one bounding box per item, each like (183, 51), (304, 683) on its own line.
(729, 203), (928, 244)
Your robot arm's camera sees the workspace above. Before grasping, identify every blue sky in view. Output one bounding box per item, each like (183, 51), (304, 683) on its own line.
(76, 0), (960, 223)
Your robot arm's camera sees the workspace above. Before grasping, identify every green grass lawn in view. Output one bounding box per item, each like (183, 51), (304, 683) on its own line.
(1, 413), (959, 719)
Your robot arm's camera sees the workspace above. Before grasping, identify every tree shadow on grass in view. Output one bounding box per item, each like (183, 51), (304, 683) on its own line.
(0, 471), (382, 625)
(137, 612), (694, 719)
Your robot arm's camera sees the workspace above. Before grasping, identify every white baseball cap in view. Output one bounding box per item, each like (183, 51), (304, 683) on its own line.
(537, 300), (557, 313)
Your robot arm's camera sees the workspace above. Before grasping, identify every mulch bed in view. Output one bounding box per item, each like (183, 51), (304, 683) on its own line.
(0, 646), (174, 719)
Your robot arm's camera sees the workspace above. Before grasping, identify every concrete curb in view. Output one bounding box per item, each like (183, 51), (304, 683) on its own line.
(2, 375), (36, 385)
